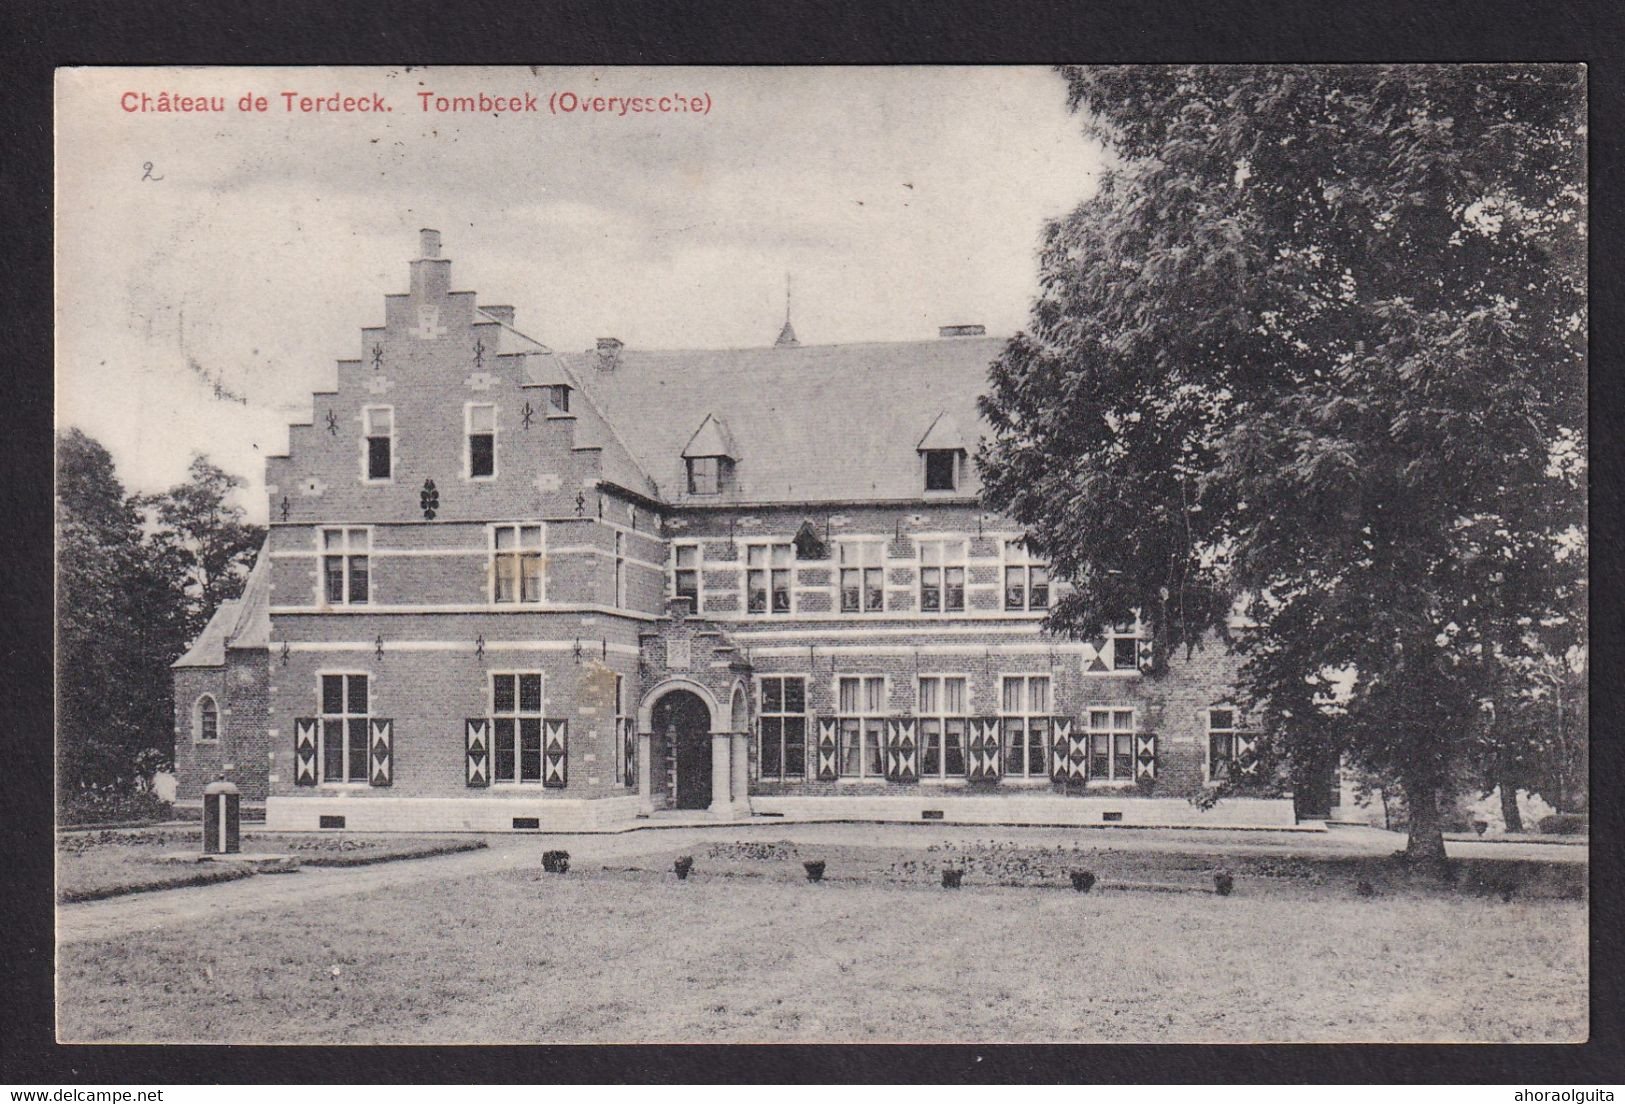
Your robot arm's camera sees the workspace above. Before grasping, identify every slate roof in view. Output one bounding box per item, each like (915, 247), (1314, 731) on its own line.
(560, 334), (1005, 505)
(173, 542), (271, 666)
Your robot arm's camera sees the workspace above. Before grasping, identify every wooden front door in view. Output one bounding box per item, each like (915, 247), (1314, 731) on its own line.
(675, 730), (712, 809)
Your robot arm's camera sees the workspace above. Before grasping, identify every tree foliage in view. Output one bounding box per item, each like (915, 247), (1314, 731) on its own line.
(56, 430), (264, 809)
(979, 66), (1585, 866)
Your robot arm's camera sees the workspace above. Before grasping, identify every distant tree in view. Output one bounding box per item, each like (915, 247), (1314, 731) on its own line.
(56, 429), (187, 799)
(139, 454), (264, 642)
(979, 66), (1585, 870)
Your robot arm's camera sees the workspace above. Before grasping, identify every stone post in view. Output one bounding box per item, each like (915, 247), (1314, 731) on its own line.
(731, 731), (751, 816)
(709, 730), (733, 818)
(637, 730), (654, 815)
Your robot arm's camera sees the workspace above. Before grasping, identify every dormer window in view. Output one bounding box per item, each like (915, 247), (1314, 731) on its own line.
(687, 457), (724, 495)
(924, 450), (959, 492)
(917, 412), (967, 494)
(545, 385), (570, 413)
(681, 413), (737, 497)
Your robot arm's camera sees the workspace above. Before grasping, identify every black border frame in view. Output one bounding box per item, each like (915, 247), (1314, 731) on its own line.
(3, 0), (1621, 1085)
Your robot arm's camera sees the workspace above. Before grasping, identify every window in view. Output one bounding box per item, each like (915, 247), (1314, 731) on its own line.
(673, 543), (702, 610)
(321, 528), (370, 605)
(492, 673), (544, 784)
(918, 539), (966, 613)
(614, 531), (627, 607)
(319, 674), (370, 783)
(837, 675), (886, 778)
(838, 540), (886, 613)
(687, 456), (724, 495)
(467, 404), (496, 479)
(1112, 626), (1141, 670)
(746, 543), (793, 615)
(545, 385), (570, 413)
(490, 524), (543, 603)
(758, 676), (807, 781)
(1004, 540), (1050, 612)
(1088, 708), (1136, 781)
(1206, 708), (1256, 782)
(924, 449), (959, 492)
(918, 676), (968, 779)
(1001, 675), (1052, 778)
(195, 695), (219, 742)
(363, 407), (393, 481)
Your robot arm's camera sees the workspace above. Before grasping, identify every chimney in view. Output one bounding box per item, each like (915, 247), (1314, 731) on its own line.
(938, 324), (986, 338)
(595, 337), (623, 371)
(481, 305), (516, 326)
(419, 228), (442, 258)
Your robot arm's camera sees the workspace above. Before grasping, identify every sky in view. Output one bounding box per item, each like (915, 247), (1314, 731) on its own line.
(55, 67), (1105, 523)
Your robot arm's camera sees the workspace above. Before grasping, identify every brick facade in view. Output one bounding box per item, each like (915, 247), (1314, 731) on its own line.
(173, 230), (1296, 830)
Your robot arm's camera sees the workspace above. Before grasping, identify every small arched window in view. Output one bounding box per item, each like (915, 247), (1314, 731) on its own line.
(195, 695), (219, 743)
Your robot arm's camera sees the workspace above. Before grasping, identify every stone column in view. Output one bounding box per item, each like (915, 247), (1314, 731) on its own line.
(637, 731), (654, 815)
(709, 730), (733, 818)
(731, 731), (751, 816)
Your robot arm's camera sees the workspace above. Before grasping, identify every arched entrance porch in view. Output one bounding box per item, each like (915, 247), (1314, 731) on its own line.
(636, 676), (751, 818)
(651, 689), (713, 810)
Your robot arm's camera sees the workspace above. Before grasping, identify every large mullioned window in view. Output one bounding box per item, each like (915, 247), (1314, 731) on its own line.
(319, 673), (371, 784)
(1003, 540), (1050, 612)
(1088, 707), (1136, 781)
(758, 676), (807, 782)
(1000, 675), (1051, 779)
(490, 524), (543, 604)
(321, 528), (370, 605)
(918, 675), (968, 779)
(745, 543), (793, 616)
(837, 675), (886, 778)
(918, 539), (966, 614)
(492, 673), (544, 784)
(838, 540), (886, 613)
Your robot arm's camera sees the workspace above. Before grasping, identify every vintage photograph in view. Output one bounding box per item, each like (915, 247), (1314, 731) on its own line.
(54, 64), (1588, 1044)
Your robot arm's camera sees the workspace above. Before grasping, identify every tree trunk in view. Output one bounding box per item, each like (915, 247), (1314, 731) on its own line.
(1402, 776), (1449, 874)
(1499, 779), (1523, 834)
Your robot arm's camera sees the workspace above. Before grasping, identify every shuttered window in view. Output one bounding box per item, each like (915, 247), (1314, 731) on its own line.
(1000, 675), (1051, 778)
(918, 676), (968, 779)
(318, 673), (371, 783)
(492, 673), (544, 784)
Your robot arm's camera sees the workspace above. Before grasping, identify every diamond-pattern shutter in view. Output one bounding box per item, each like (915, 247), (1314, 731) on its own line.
(1051, 716), (1085, 782)
(1135, 733), (1158, 780)
(543, 719), (568, 787)
(815, 717), (838, 781)
(966, 717), (1002, 781)
(1137, 638), (1154, 671)
(1235, 733), (1260, 777)
(465, 718), (491, 787)
(622, 718), (636, 788)
(293, 718), (319, 786)
(884, 718), (918, 783)
(368, 719), (393, 787)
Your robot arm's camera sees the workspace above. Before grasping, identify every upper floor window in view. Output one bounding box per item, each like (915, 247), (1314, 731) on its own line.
(194, 695), (219, 743)
(923, 449), (960, 492)
(614, 530), (627, 607)
(745, 542), (793, 615)
(1004, 540), (1050, 612)
(491, 672), (544, 784)
(838, 540), (886, 613)
(918, 539), (966, 613)
(545, 385), (570, 413)
(467, 404), (496, 479)
(837, 675), (886, 778)
(491, 524), (543, 603)
(319, 673), (370, 784)
(673, 542), (702, 609)
(321, 527), (370, 605)
(918, 675), (968, 779)
(687, 456), (733, 495)
(758, 675), (807, 782)
(1112, 625), (1142, 670)
(363, 406), (393, 481)
(1000, 675), (1051, 779)
(1088, 707), (1136, 781)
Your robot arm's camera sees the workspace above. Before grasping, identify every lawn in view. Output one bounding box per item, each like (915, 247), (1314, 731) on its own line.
(57, 840), (1587, 1043)
(56, 830), (486, 903)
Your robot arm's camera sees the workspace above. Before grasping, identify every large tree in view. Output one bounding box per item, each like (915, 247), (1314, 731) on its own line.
(979, 66), (1585, 867)
(140, 453), (264, 643)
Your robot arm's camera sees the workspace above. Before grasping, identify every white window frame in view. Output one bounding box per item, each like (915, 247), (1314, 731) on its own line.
(193, 693), (220, 743)
(316, 670), (371, 786)
(1086, 706), (1137, 783)
(488, 523), (545, 605)
(1110, 625), (1142, 671)
(999, 673), (1053, 780)
(743, 540), (794, 617)
(686, 456), (722, 495)
(361, 405), (394, 483)
(1205, 707), (1255, 784)
(834, 673), (888, 780)
(916, 673), (971, 781)
(757, 674), (808, 782)
(917, 538), (968, 615)
(317, 526), (371, 606)
(465, 402), (498, 481)
(837, 538), (887, 614)
(672, 541), (703, 611)
(489, 671), (546, 785)
(1002, 539), (1050, 613)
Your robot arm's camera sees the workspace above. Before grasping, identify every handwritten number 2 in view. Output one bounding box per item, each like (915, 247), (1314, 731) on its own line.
(142, 162), (163, 181)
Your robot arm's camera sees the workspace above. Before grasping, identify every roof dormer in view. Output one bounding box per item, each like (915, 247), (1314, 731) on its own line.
(681, 414), (737, 495)
(917, 411), (967, 493)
